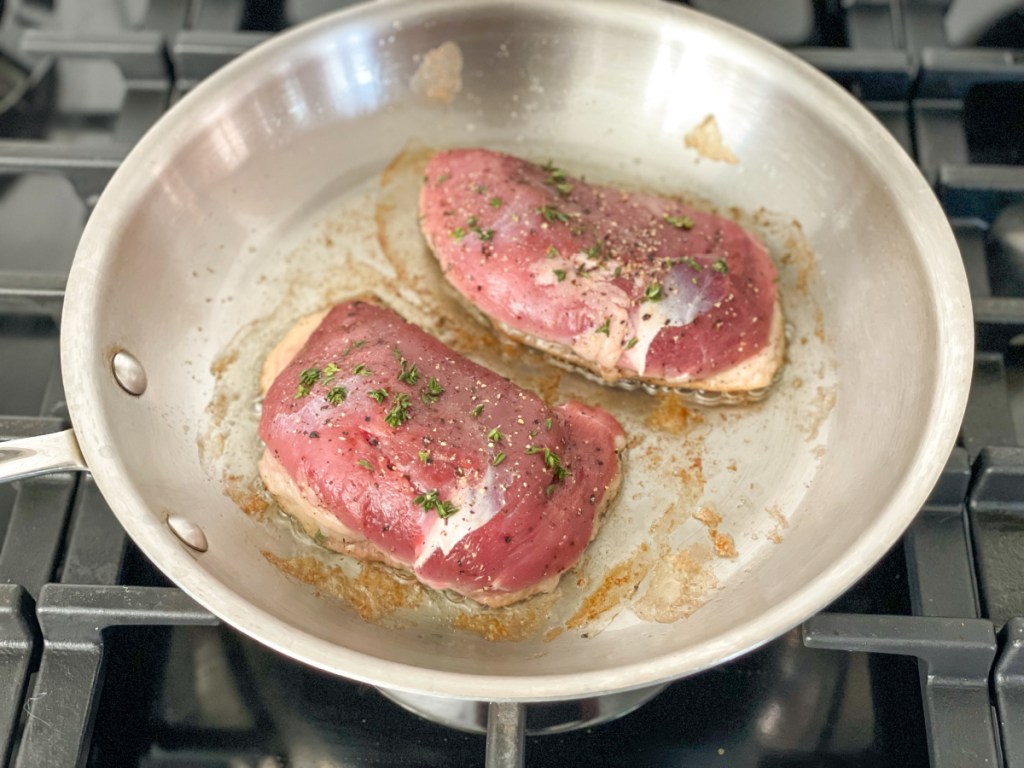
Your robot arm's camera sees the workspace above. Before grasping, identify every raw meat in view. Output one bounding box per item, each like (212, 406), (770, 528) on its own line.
(419, 149), (784, 391)
(258, 299), (625, 607)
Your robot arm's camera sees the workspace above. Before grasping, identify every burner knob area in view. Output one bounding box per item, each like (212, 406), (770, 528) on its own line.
(989, 203), (1024, 297)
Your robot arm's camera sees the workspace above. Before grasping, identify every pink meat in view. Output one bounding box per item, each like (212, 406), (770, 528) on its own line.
(259, 300), (624, 602)
(418, 149), (778, 383)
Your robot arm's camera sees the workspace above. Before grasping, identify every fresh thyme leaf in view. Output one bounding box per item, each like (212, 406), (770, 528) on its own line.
(368, 388), (389, 404)
(339, 340), (365, 358)
(537, 205), (569, 224)
(712, 258), (729, 274)
(545, 418), (552, 431)
(325, 386), (348, 405)
(487, 427), (504, 443)
(397, 359), (420, 385)
(294, 367), (322, 398)
(553, 269), (567, 282)
(420, 377), (444, 404)
(645, 283), (663, 301)
(526, 445), (570, 486)
(414, 489), (438, 508)
(664, 214), (695, 230)
(489, 196), (503, 208)
(625, 337), (639, 350)
(471, 403), (485, 417)
(357, 458), (373, 472)
(467, 216), (495, 242)
(492, 451), (507, 466)
(413, 489), (459, 519)
(313, 529), (326, 544)
(384, 393), (412, 428)
(595, 317), (611, 335)
(546, 246), (559, 259)
(452, 227), (466, 241)
(418, 450), (431, 464)
(682, 257), (702, 271)
(352, 363), (373, 376)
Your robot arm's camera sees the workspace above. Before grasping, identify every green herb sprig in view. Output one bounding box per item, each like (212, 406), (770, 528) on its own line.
(397, 358), (420, 386)
(420, 377), (444, 404)
(295, 367), (322, 399)
(326, 386), (348, 405)
(665, 214), (695, 230)
(537, 205), (569, 224)
(413, 489), (459, 519)
(384, 393), (412, 428)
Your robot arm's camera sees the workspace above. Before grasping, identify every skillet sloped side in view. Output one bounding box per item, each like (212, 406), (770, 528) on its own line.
(61, 0), (971, 701)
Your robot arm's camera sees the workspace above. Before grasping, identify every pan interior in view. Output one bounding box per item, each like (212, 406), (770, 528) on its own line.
(63, 0), (969, 700)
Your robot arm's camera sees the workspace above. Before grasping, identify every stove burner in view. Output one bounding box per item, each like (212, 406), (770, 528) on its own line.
(377, 685), (669, 736)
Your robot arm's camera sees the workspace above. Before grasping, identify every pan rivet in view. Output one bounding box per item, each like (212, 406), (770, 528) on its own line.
(167, 514), (208, 553)
(112, 351), (148, 396)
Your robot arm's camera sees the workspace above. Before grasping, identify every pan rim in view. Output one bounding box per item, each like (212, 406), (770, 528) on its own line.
(61, 0), (973, 701)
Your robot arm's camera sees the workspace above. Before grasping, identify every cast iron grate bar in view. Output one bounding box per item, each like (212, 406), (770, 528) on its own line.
(961, 354), (1016, 459)
(0, 585), (35, 768)
(917, 48), (1024, 99)
(803, 613), (999, 768)
(18, 29), (172, 142)
(0, 475), (78, 600)
(996, 618), (1024, 768)
(913, 46), (1024, 183)
(170, 30), (269, 93)
(0, 271), (66, 319)
(0, 416), (69, 441)
(901, 0), (950, 51)
(13, 585), (218, 768)
(843, 0), (903, 50)
(976, 299), (1024, 353)
(969, 447), (1024, 630)
(0, 141), (127, 206)
(58, 477), (126, 586)
(19, 29), (170, 83)
(955, 220), (990, 298)
(796, 47), (915, 99)
(905, 447), (980, 619)
(939, 165), (1024, 224)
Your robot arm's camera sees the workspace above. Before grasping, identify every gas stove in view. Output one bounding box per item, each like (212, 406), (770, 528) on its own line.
(0, 1), (1022, 766)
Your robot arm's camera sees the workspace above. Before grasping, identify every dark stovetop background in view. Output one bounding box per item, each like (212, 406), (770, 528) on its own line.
(1, 1), (1023, 766)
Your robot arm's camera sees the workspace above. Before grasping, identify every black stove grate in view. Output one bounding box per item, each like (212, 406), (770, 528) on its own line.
(0, 1), (1022, 766)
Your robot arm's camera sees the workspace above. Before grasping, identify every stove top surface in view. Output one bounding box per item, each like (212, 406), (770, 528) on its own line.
(1, 1), (1023, 766)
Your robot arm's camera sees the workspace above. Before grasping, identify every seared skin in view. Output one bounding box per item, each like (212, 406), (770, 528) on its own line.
(258, 300), (625, 606)
(419, 149), (783, 391)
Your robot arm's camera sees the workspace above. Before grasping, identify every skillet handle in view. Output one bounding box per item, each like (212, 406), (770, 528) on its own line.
(0, 429), (89, 483)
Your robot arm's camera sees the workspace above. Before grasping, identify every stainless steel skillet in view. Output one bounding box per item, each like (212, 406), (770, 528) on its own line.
(0, 0), (971, 703)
